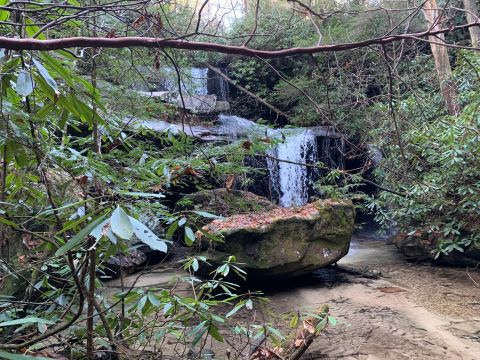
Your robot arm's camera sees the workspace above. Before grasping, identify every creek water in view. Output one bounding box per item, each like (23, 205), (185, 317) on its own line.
(105, 230), (480, 359)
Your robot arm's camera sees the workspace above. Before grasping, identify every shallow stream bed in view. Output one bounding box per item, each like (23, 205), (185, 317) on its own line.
(262, 232), (480, 359)
(106, 231), (480, 359)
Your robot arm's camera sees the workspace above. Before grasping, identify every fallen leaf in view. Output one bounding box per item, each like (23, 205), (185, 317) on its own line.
(303, 318), (315, 334)
(225, 174), (235, 192)
(132, 15), (145, 28)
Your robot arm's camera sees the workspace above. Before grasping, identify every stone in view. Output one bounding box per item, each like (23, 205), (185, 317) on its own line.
(198, 199), (354, 279)
(214, 100), (230, 112)
(176, 189), (277, 217)
(136, 90), (176, 102)
(393, 232), (480, 266)
(176, 94), (217, 113)
(104, 249), (147, 278)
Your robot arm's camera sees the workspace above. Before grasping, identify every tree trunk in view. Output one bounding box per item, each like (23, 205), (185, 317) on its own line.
(422, 0), (460, 116)
(464, 0), (480, 48)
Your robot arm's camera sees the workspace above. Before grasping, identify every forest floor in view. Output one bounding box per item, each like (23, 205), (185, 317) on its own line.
(105, 230), (480, 359)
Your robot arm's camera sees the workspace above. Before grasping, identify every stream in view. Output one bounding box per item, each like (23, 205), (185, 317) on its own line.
(106, 229), (480, 359)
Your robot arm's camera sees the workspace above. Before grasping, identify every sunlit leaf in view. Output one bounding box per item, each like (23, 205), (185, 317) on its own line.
(129, 216), (167, 252)
(110, 207), (133, 240)
(16, 70), (34, 97)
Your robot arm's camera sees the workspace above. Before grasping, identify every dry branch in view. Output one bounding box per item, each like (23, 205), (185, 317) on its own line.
(250, 305), (329, 360)
(0, 21), (479, 56)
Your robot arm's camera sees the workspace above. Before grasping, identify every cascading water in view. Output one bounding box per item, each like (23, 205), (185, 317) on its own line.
(217, 115), (343, 207)
(160, 67), (209, 95)
(267, 129), (319, 207)
(189, 68), (208, 95)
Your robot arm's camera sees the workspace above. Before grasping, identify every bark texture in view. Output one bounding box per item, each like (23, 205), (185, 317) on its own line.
(422, 0), (460, 116)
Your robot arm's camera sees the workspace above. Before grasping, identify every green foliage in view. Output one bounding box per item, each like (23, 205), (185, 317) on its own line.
(369, 52), (480, 257)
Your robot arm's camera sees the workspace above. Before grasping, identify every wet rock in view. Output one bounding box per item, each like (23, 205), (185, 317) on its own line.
(198, 199), (354, 279)
(136, 90), (176, 102)
(393, 232), (480, 266)
(103, 249), (147, 278)
(176, 94), (217, 113)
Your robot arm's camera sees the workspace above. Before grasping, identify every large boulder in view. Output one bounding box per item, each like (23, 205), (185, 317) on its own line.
(198, 199), (354, 279)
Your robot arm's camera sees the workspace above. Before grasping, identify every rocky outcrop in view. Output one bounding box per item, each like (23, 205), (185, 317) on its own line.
(198, 199), (354, 279)
(176, 189), (277, 217)
(136, 91), (230, 114)
(393, 232), (480, 266)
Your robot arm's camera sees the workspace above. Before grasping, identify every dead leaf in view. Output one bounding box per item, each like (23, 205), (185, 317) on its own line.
(150, 184), (165, 192)
(183, 167), (201, 178)
(132, 15), (145, 28)
(18, 255), (26, 264)
(242, 140), (252, 150)
(105, 29), (117, 38)
(75, 175), (89, 186)
(303, 318), (315, 334)
(153, 54), (161, 70)
(294, 338), (305, 347)
(225, 174), (235, 192)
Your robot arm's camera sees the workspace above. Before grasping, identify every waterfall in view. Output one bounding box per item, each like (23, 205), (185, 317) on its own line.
(267, 129), (319, 207)
(217, 115), (342, 207)
(160, 67), (208, 95)
(189, 68), (208, 95)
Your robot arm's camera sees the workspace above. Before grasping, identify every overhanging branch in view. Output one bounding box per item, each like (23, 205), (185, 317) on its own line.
(0, 21), (479, 56)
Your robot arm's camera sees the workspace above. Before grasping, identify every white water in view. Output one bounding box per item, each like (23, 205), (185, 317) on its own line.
(161, 67), (209, 95)
(217, 115), (337, 207)
(268, 129), (318, 207)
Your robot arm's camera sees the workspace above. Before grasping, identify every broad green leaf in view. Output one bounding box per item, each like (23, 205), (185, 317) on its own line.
(32, 58), (59, 93)
(16, 71), (34, 97)
(25, 18), (45, 39)
(192, 211), (222, 219)
(40, 53), (74, 87)
(208, 323), (224, 342)
(267, 326), (285, 340)
(110, 207), (133, 240)
(117, 191), (164, 199)
(328, 316), (337, 326)
(0, 316), (54, 327)
(147, 292), (160, 307)
(163, 302), (173, 315)
(129, 216), (167, 252)
(226, 303), (244, 318)
(184, 227), (195, 246)
(55, 214), (108, 256)
(0, 0), (9, 22)
(192, 258), (199, 272)
(190, 320), (208, 347)
(137, 295), (147, 312)
(0, 351), (53, 360)
(289, 314), (299, 328)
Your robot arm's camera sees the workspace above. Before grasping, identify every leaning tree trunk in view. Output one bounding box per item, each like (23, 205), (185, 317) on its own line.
(464, 0), (480, 48)
(422, 0), (461, 116)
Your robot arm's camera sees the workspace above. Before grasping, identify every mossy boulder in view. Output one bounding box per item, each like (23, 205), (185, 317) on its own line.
(198, 199), (354, 279)
(176, 189), (277, 217)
